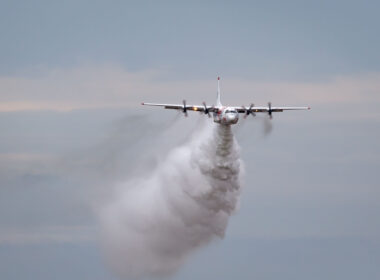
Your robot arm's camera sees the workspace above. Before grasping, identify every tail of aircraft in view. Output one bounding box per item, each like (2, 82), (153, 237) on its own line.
(216, 77), (222, 107)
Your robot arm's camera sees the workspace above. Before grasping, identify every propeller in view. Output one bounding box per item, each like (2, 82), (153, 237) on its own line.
(202, 102), (211, 117)
(268, 102), (273, 119)
(243, 103), (256, 119)
(182, 100), (188, 117)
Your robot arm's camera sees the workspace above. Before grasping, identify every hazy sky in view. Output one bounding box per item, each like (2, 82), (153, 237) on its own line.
(1, 1), (379, 279)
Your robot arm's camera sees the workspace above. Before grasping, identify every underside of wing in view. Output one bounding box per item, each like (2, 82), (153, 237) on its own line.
(271, 106), (311, 111)
(234, 106), (310, 113)
(142, 103), (185, 110)
(142, 102), (217, 112)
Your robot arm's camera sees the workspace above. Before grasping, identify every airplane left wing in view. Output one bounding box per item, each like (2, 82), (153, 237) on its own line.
(234, 103), (310, 119)
(234, 106), (311, 113)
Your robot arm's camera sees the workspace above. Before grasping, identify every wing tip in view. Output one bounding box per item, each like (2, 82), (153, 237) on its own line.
(308, 106), (311, 110)
(141, 102), (145, 105)
(217, 76), (220, 80)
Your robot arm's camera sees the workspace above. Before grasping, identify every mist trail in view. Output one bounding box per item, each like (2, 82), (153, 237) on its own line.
(100, 120), (243, 279)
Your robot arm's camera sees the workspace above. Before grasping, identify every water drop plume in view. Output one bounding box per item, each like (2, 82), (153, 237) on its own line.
(262, 117), (273, 136)
(100, 120), (244, 279)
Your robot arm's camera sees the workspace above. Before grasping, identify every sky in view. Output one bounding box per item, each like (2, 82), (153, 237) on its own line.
(1, 0), (380, 279)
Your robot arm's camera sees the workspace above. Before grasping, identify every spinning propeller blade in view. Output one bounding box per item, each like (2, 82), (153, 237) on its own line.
(268, 102), (273, 119)
(243, 103), (256, 119)
(182, 100), (188, 117)
(202, 102), (211, 117)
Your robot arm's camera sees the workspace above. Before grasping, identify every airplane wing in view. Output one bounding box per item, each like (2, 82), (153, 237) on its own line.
(234, 106), (310, 113)
(233, 103), (310, 119)
(142, 101), (217, 114)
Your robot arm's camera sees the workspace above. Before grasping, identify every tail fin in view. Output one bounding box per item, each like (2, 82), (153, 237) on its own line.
(216, 76), (222, 106)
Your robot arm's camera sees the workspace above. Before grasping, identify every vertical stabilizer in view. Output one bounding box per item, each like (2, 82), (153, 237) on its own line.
(216, 77), (222, 107)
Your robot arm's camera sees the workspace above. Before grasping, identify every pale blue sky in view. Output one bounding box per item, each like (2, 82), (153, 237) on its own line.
(1, 1), (380, 279)
(1, 0), (380, 79)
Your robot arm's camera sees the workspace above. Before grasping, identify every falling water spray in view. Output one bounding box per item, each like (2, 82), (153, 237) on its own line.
(100, 120), (244, 279)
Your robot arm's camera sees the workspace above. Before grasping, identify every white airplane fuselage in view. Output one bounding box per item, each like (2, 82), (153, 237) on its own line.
(213, 107), (239, 125)
(212, 77), (239, 125)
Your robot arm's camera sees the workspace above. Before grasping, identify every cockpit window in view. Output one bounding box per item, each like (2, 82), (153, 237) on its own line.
(226, 109), (237, 113)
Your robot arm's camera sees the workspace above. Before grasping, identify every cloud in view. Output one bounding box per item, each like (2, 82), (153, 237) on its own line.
(0, 65), (380, 117)
(0, 65), (160, 111)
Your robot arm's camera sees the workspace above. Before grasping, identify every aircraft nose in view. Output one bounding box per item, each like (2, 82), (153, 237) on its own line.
(227, 113), (239, 124)
(233, 113), (239, 121)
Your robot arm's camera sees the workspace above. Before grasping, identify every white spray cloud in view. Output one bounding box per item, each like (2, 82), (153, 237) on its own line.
(99, 120), (244, 279)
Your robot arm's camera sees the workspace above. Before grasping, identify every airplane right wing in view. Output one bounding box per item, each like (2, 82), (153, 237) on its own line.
(142, 101), (217, 116)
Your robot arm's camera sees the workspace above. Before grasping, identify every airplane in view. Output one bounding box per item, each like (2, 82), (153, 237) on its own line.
(142, 77), (310, 125)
